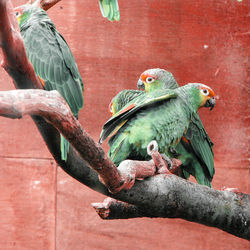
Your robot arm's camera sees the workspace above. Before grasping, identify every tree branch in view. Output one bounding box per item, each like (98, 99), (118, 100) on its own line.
(0, 89), (130, 193)
(0, 0), (249, 241)
(28, 0), (62, 11)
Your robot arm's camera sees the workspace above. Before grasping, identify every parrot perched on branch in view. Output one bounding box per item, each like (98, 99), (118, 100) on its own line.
(99, 0), (120, 21)
(99, 83), (216, 185)
(15, 3), (84, 161)
(136, 68), (215, 187)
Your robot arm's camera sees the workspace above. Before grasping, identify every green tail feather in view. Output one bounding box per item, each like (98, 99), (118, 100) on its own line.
(99, 0), (120, 21)
(60, 134), (69, 161)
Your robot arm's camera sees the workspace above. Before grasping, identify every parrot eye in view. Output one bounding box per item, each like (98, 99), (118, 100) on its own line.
(145, 77), (155, 84)
(201, 89), (209, 96)
(109, 99), (114, 115)
(15, 11), (21, 17)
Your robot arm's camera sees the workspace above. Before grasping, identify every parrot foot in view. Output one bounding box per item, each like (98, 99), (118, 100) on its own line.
(169, 158), (183, 175)
(99, 158), (158, 193)
(160, 154), (173, 170)
(98, 169), (135, 193)
(117, 161), (137, 190)
(147, 140), (171, 175)
(147, 140), (182, 175)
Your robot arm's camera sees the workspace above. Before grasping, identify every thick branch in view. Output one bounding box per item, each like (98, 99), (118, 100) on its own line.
(91, 177), (250, 241)
(0, 89), (126, 193)
(0, 0), (249, 241)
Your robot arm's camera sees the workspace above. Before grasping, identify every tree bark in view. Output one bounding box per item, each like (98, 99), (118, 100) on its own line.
(0, 0), (249, 241)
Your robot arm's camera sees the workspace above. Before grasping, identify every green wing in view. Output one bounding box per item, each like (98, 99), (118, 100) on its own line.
(99, 89), (178, 144)
(99, 0), (120, 21)
(111, 89), (145, 115)
(107, 90), (192, 166)
(185, 113), (215, 179)
(21, 22), (84, 117)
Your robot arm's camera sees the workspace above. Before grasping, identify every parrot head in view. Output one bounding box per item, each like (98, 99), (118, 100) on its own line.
(187, 83), (216, 111)
(15, 1), (40, 26)
(137, 68), (179, 92)
(15, 5), (30, 25)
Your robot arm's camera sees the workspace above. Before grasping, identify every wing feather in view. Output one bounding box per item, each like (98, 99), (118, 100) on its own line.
(21, 21), (83, 117)
(185, 113), (214, 179)
(99, 0), (120, 21)
(99, 89), (177, 143)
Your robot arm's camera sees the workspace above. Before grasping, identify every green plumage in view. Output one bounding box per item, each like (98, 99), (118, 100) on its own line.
(110, 90), (145, 115)
(18, 4), (84, 161)
(100, 84), (210, 177)
(137, 69), (215, 187)
(136, 69), (214, 187)
(102, 69), (215, 187)
(99, 0), (120, 21)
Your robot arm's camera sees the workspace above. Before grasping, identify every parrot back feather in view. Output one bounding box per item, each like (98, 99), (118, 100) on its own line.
(19, 6), (84, 161)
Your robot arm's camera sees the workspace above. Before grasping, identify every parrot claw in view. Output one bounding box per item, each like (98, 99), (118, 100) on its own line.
(99, 169), (135, 193)
(147, 141), (171, 175)
(116, 160), (137, 191)
(160, 154), (173, 170)
(120, 172), (136, 190)
(146, 140), (182, 175)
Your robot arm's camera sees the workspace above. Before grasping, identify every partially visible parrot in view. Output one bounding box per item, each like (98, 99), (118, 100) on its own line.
(99, 0), (120, 21)
(15, 3), (84, 161)
(109, 90), (145, 115)
(136, 68), (215, 187)
(99, 84), (216, 184)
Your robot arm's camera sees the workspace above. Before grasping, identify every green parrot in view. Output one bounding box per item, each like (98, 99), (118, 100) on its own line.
(99, 84), (216, 186)
(15, 3), (84, 161)
(136, 68), (215, 187)
(108, 89), (145, 115)
(99, 0), (120, 21)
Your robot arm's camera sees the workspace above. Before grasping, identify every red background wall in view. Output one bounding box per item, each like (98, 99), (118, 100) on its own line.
(0, 0), (249, 249)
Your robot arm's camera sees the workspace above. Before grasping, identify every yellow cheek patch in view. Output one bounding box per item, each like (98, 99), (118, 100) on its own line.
(200, 95), (208, 106)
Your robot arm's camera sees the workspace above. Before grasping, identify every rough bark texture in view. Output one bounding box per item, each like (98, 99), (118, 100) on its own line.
(0, 0), (249, 241)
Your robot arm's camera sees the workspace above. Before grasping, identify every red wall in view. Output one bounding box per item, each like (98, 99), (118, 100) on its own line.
(0, 0), (249, 249)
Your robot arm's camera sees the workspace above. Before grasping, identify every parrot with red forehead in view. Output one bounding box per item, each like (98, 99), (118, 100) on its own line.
(15, 2), (84, 161)
(136, 68), (215, 187)
(99, 83), (216, 186)
(99, 0), (120, 21)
